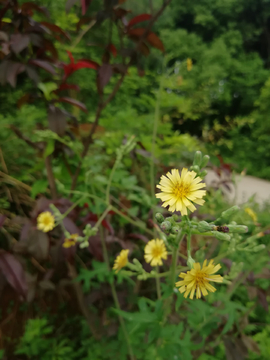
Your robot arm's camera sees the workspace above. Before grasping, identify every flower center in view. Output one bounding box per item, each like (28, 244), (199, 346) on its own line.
(194, 271), (207, 285)
(173, 183), (190, 199)
(43, 217), (51, 225)
(152, 245), (162, 258)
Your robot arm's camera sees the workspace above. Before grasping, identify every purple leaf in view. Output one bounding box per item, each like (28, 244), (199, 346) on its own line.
(27, 229), (49, 261)
(7, 62), (25, 87)
(97, 64), (112, 93)
(0, 215), (6, 228)
(47, 105), (67, 136)
(56, 97), (88, 113)
(0, 251), (28, 298)
(29, 59), (56, 75)
(10, 34), (30, 54)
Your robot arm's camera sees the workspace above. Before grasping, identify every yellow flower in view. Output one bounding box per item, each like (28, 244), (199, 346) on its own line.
(144, 239), (168, 266)
(63, 234), (78, 248)
(156, 168), (206, 215)
(113, 249), (129, 273)
(175, 259), (223, 299)
(37, 211), (55, 233)
(245, 207), (257, 223)
(187, 58), (193, 71)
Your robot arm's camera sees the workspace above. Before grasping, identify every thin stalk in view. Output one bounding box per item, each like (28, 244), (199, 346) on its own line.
(56, 195), (86, 224)
(99, 228), (135, 360)
(94, 206), (112, 229)
(106, 160), (118, 204)
(171, 232), (184, 287)
(155, 266), (161, 299)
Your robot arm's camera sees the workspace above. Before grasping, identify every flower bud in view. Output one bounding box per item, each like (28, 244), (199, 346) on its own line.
(171, 226), (180, 234)
(187, 256), (195, 269)
(166, 216), (176, 224)
(172, 214), (179, 221)
(197, 221), (213, 232)
(253, 244), (266, 252)
(193, 151), (202, 167)
(155, 213), (164, 223)
(221, 206), (240, 220)
(193, 165), (200, 173)
(201, 155), (210, 168)
(211, 231), (230, 241)
(227, 225), (248, 233)
(199, 170), (208, 178)
(161, 221), (172, 232)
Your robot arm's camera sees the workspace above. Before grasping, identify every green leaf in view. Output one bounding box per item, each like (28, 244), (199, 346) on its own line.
(31, 179), (48, 198)
(112, 308), (158, 323)
(43, 140), (55, 159)
(38, 82), (58, 101)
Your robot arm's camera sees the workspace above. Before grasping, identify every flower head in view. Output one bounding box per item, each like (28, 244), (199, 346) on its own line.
(175, 259), (223, 299)
(156, 168), (206, 215)
(37, 211), (55, 233)
(63, 234), (78, 248)
(187, 58), (193, 71)
(144, 239), (168, 267)
(113, 249), (129, 273)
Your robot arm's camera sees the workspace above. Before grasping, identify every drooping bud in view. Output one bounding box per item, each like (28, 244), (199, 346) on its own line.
(160, 221), (172, 232)
(227, 225), (248, 233)
(201, 155), (210, 168)
(197, 221), (213, 232)
(211, 231), (231, 241)
(155, 213), (164, 223)
(193, 151), (202, 167)
(221, 206), (240, 220)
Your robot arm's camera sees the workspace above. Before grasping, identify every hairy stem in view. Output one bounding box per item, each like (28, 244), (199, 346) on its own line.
(155, 266), (161, 299)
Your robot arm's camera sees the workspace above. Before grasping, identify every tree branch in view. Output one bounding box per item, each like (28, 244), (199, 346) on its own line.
(70, 0), (172, 192)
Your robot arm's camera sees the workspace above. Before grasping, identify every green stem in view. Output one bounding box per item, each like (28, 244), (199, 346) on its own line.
(94, 206), (112, 230)
(155, 266), (161, 299)
(57, 195), (86, 225)
(106, 159), (118, 204)
(99, 228), (135, 360)
(171, 232), (184, 287)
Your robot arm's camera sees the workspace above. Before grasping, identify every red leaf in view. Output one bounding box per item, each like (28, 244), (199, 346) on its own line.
(81, 0), (92, 15)
(108, 43), (117, 57)
(128, 28), (145, 37)
(21, 2), (49, 17)
(0, 251), (27, 298)
(75, 59), (99, 70)
(29, 59), (56, 75)
(146, 32), (165, 52)
(40, 22), (70, 41)
(56, 97), (88, 113)
(127, 14), (151, 28)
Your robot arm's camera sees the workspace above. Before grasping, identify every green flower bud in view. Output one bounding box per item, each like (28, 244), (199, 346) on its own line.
(221, 206), (240, 220)
(172, 214), (179, 221)
(193, 165), (200, 173)
(197, 221), (213, 232)
(201, 155), (210, 168)
(193, 151), (202, 167)
(171, 226), (180, 234)
(253, 244), (266, 252)
(227, 225), (248, 233)
(211, 231), (230, 241)
(155, 213), (164, 223)
(190, 166), (194, 171)
(187, 256), (195, 269)
(166, 216), (176, 224)
(199, 170), (208, 178)
(161, 221), (172, 232)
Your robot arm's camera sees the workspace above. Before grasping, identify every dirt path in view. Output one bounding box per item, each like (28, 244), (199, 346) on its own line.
(205, 170), (270, 206)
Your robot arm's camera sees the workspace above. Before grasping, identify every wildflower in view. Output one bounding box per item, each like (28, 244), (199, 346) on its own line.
(37, 211), (55, 233)
(63, 234), (78, 248)
(175, 259), (223, 299)
(156, 168), (206, 215)
(113, 249), (129, 273)
(187, 58), (193, 71)
(144, 239), (168, 266)
(245, 207), (257, 223)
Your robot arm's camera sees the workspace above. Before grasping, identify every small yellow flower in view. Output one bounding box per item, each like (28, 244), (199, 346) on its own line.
(144, 239), (168, 267)
(156, 168), (206, 215)
(63, 234), (78, 248)
(175, 259), (223, 300)
(187, 58), (193, 71)
(113, 249), (129, 273)
(245, 207), (257, 223)
(37, 211), (55, 233)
